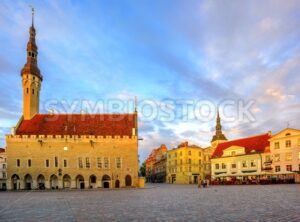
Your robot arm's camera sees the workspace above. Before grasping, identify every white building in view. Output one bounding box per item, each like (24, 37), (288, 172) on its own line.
(269, 128), (300, 181)
(0, 148), (7, 190)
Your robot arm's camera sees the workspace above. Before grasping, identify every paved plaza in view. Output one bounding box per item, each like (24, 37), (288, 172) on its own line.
(0, 184), (299, 222)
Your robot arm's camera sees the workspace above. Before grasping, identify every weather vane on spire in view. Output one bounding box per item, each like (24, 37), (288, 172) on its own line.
(29, 5), (34, 26)
(134, 96), (138, 112)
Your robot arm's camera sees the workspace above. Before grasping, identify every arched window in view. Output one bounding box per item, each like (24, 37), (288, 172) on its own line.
(26, 88), (29, 94)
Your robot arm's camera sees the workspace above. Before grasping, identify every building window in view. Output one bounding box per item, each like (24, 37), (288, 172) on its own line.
(231, 151), (236, 156)
(3, 164), (6, 169)
(274, 154), (280, 162)
(26, 88), (29, 94)
(175, 152), (177, 157)
(275, 166), (280, 172)
(215, 164), (219, 169)
(2, 172), (6, 179)
(265, 155), (271, 162)
(55, 156), (58, 167)
(175, 160), (177, 165)
(231, 163), (237, 169)
(286, 140), (291, 148)
(16, 159), (20, 167)
(180, 159), (183, 164)
(199, 159), (202, 165)
(180, 151), (182, 156)
(274, 142), (280, 149)
(188, 150), (191, 156)
(116, 157), (121, 169)
(28, 159), (31, 167)
(86, 157), (90, 168)
(45, 159), (49, 167)
(188, 166), (191, 172)
(251, 160), (256, 167)
(188, 159), (191, 164)
(286, 165), (292, 172)
(285, 153), (292, 161)
(242, 161), (247, 168)
(104, 157), (109, 169)
(78, 157), (83, 168)
(32, 89), (34, 95)
(97, 157), (102, 168)
(63, 159), (68, 168)
(198, 152), (201, 156)
(222, 163), (226, 169)
(169, 154), (171, 158)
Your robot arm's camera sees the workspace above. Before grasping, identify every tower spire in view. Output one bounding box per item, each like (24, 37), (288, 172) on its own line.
(31, 6), (34, 27)
(211, 108), (227, 143)
(21, 7), (42, 80)
(21, 8), (42, 120)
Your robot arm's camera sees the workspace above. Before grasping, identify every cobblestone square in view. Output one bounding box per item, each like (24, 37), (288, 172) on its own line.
(0, 184), (299, 222)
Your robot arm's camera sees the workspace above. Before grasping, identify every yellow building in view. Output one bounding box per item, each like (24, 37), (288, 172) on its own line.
(211, 133), (271, 182)
(269, 128), (300, 181)
(166, 142), (213, 184)
(6, 12), (139, 190)
(166, 110), (227, 184)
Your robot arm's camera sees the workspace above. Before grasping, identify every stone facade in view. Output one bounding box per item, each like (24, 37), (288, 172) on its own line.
(6, 135), (138, 190)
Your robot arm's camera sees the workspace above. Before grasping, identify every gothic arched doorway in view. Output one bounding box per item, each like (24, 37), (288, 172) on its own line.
(37, 174), (45, 190)
(125, 175), (132, 187)
(89, 175), (97, 189)
(102, 175), (111, 188)
(63, 174), (71, 189)
(115, 180), (120, 188)
(11, 174), (20, 190)
(76, 175), (85, 189)
(24, 174), (33, 190)
(50, 174), (58, 189)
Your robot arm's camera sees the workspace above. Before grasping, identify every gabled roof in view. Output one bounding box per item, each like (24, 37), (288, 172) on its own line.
(270, 128), (300, 139)
(16, 114), (136, 137)
(211, 133), (270, 158)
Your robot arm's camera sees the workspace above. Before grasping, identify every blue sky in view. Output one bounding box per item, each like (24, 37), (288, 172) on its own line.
(0, 0), (300, 161)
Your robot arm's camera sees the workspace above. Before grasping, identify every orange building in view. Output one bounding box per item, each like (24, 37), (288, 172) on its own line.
(145, 144), (168, 182)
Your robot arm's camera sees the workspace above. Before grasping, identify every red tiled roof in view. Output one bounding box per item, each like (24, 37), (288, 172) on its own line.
(145, 144), (168, 163)
(16, 114), (136, 137)
(211, 133), (270, 158)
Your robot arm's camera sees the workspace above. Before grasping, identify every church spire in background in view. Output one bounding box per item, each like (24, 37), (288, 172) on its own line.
(211, 108), (227, 143)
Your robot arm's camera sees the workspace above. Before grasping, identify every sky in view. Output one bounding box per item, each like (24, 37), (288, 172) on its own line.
(0, 0), (300, 161)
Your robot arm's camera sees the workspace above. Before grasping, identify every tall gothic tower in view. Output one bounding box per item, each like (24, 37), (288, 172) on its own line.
(211, 109), (227, 147)
(21, 9), (42, 120)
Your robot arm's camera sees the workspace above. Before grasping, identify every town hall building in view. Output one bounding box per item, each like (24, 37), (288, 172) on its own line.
(6, 11), (139, 190)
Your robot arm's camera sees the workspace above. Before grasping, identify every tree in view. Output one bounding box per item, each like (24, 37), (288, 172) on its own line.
(139, 162), (146, 177)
